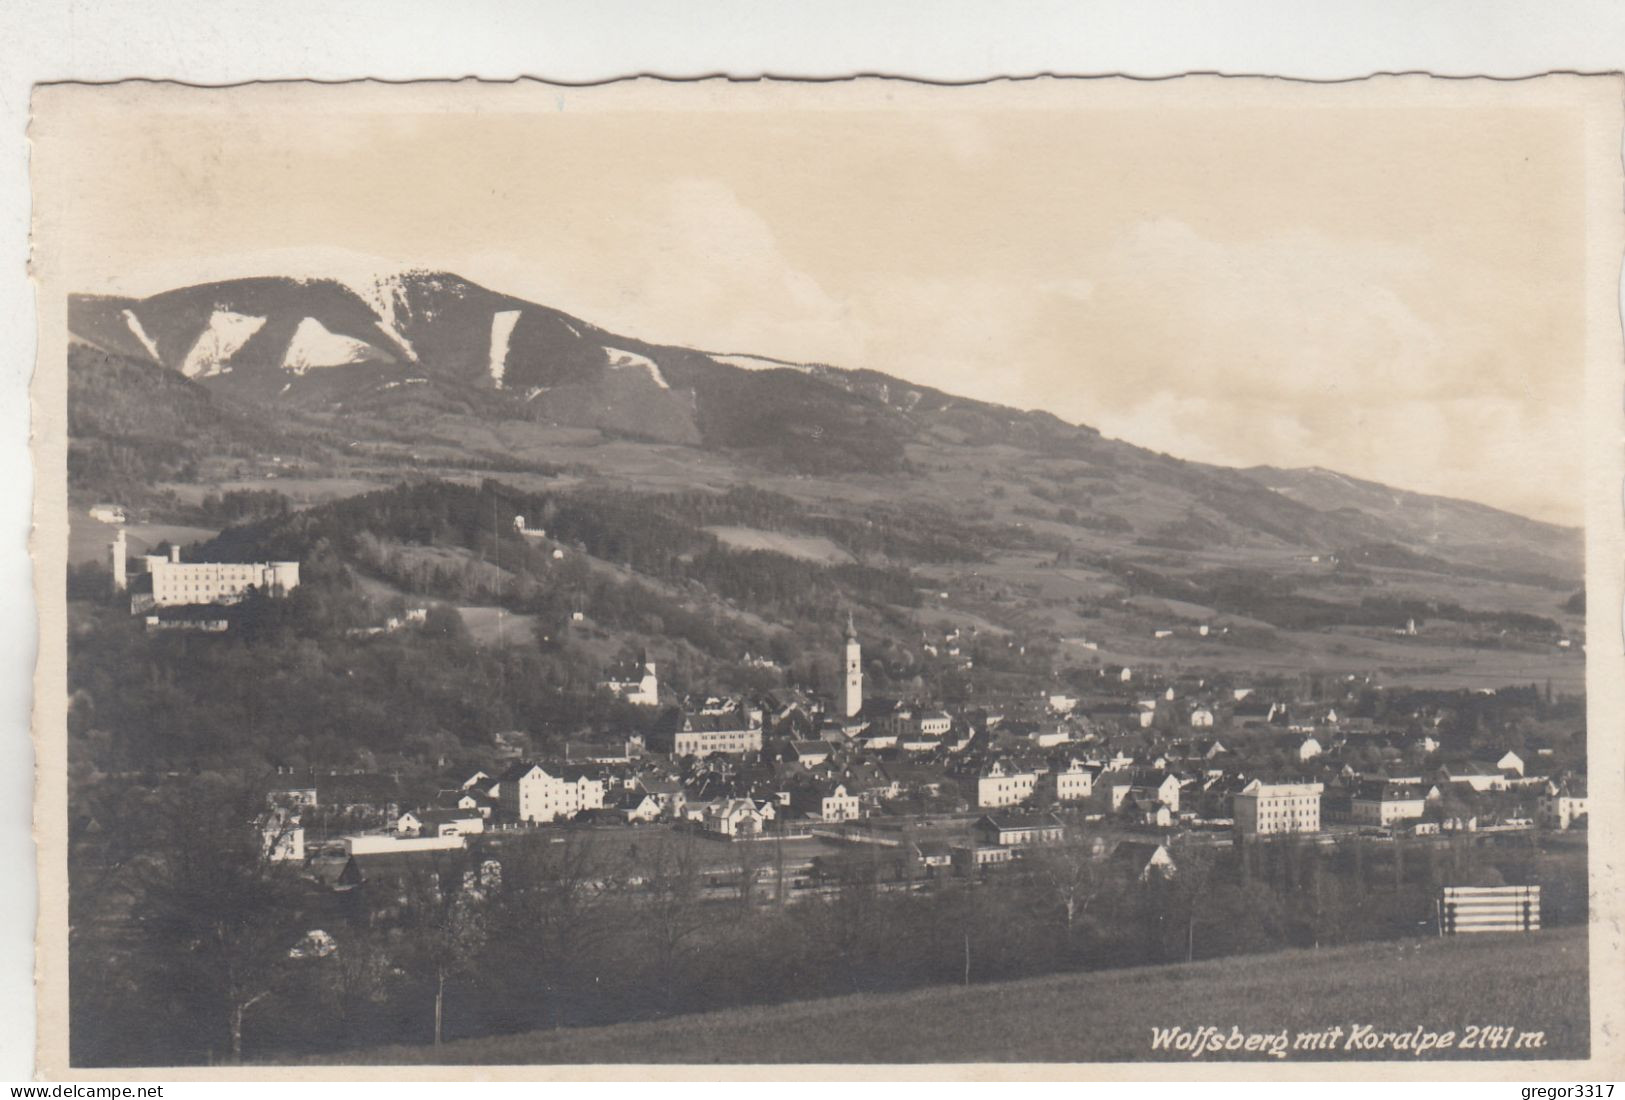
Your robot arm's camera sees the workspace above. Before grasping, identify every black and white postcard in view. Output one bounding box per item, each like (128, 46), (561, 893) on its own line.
(27, 74), (1625, 1078)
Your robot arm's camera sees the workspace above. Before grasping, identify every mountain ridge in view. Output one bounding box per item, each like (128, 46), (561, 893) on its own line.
(66, 271), (1581, 592)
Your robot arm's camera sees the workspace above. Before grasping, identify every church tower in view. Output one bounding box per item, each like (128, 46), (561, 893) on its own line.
(110, 527), (127, 593)
(841, 612), (862, 718)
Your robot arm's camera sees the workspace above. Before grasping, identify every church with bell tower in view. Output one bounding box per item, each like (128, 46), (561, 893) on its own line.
(841, 612), (863, 718)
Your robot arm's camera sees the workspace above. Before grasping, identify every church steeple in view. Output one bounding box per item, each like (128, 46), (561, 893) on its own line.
(841, 614), (862, 719)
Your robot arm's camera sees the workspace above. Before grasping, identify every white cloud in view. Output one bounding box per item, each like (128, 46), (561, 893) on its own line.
(469, 178), (864, 363)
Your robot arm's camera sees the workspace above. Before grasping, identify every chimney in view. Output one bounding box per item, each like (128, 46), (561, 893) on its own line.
(169, 545), (181, 564)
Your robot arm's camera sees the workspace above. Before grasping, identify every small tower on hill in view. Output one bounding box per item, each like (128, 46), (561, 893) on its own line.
(110, 527), (127, 593)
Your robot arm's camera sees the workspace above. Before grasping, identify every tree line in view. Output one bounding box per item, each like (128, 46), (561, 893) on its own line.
(67, 774), (1587, 1066)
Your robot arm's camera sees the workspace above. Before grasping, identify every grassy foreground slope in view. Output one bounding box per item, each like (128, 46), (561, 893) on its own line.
(309, 927), (1589, 1065)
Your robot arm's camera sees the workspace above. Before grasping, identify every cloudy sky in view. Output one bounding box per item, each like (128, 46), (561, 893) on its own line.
(34, 79), (1593, 524)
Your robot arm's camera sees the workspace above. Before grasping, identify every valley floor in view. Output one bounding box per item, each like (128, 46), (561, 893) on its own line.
(298, 925), (1589, 1066)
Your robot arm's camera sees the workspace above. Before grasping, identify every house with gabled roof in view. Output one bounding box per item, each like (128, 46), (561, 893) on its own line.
(973, 811), (1065, 848)
(1277, 734), (1323, 763)
(437, 787), (495, 819)
(789, 780), (861, 822)
(1348, 779), (1428, 826)
(616, 789), (663, 824)
(1041, 756), (1099, 804)
(1110, 840), (1176, 881)
(1436, 760), (1511, 792)
(1126, 769), (1182, 814)
(703, 798), (768, 839)
(316, 773), (402, 823)
(1232, 697), (1273, 728)
(497, 761), (606, 823)
(1538, 777), (1587, 830)
(399, 807), (485, 837)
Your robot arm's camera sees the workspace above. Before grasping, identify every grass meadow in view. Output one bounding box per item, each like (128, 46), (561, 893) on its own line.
(302, 925), (1588, 1065)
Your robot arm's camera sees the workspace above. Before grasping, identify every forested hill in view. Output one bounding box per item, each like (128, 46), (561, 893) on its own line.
(69, 271), (1579, 588)
(68, 269), (1582, 704)
(198, 479), (933, 643)
(186, 477), (1572, 671)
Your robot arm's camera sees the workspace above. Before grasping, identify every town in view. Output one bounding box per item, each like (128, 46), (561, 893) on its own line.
(65, 485), (1590, 1066)
(266, 617), (1587, 873)
(108, 530), (1589, 870)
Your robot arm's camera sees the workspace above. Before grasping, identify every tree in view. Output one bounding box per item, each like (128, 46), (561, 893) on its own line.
(1026, 830), (1112, 961)
(729, 836), (769, 914)
(633, 833), (707, 1013)
(820, 849), (887, 993)
(1163, 841), (1218, 963)
(397, 851), (489, 1046)
(321, 921), (396, 1045)
(138, 776), (310, 1062)
(422, 603), (472, 647)
(485, 832), (621, 1029)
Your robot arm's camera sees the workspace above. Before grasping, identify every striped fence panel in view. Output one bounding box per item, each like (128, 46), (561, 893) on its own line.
(1441, 885), (1540, 934)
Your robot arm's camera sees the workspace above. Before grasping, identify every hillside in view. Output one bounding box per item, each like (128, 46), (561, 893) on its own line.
(298, 927), (1588, 1064)
(66, 271), (1586, 688)
(68, 271), (1582, 568)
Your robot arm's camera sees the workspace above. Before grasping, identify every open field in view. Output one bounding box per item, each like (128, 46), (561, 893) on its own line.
(157, 476), (386, 509)
(457, 605), (539, 646)
(300, 925), (1588, 1065)
(67, 515), (219, 565)
(705, 525), (854, 564)
(1058, 630), (1586, 693)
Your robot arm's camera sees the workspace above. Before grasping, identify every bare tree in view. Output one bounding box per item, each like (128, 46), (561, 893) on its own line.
(1165, 840), (1218, 963)
(486, 831), (622, 1029)
(139, 776), (309, 1062)
(397, 850), (489, 1046)
(324, 921), (396, 1043)
(633, 832), (707, 1013)
(729, 836), (768, 913)
(1027, 829), (1113, 958)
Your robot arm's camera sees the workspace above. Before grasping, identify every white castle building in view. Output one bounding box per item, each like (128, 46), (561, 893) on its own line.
(116, 529), (300, 612)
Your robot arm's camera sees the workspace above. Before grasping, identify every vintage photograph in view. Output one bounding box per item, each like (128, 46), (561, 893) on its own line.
(28, 75), (1624, 1073)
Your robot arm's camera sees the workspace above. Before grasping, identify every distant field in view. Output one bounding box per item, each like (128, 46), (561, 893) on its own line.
(457, 605), (538, 646)
(67, 515), (218, 565)
(157, 476), (387, 508)
(303, 926), (1588, 1065)
(705, 525), (854, 564)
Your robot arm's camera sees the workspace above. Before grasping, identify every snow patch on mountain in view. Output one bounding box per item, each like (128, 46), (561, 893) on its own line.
(708, 352), (812, 374)
(121, 309), (162, 362)
(604, 347), (669, 389)
(354, 274), (419, 361)
(282, 317), (379, 374)
(488, 310), (522, 389)
(181, 309), (268, 378)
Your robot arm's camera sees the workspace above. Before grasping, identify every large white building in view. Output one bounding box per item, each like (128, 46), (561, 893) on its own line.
(964, 759), (1038, 808)
(125, 541), (300, 612)
(496, 762), (607, 823)
(1349, 780), (1427, 826)
(654, 710), (765, 757)
(1041, 758), (1098, 804)
(1233, 779), (1323, 837)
